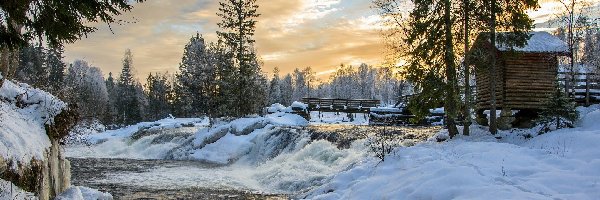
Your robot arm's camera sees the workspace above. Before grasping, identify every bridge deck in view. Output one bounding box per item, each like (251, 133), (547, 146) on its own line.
(301, 98), (381, 113)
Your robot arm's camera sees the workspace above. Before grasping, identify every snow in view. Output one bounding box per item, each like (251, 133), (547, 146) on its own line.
(84, 117), (209, 144)
(266, 112), (309, 126)
(303, 106), (600, 200)
(267, 103), (286, 113)
(309, 112), (369, 125)
(55, 186), (113, 200)
(0, 178), (36, 200)
(0, 79), (68, 169)
(291, 101), (308, 110)
(496, 31), (569, 53)
(0, 80), (66, 125)
(66, 113), (309, 163)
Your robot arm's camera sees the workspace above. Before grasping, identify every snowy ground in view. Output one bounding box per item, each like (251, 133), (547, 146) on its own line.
(309, 111), (370, 125)
(302, 105), (600, 199)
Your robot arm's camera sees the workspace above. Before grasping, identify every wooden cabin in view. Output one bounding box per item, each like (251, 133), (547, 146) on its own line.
(468, 32), (569, 127)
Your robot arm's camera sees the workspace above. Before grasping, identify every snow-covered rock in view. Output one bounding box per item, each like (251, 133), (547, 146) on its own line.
(0, 79), (74, 200)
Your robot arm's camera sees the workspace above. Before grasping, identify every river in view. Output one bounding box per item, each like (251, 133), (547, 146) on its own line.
(67, 124), (440, 199)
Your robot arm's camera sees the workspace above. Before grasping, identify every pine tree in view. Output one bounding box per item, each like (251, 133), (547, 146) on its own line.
(145, 73), (173, 121)
(538, 87), (579, 132)
(269, 67), (283, 104)
(47, 45), (66, 95)
(105, 72), (117, 125)
(280, 74), (294, 106)
(216, 0), (266, 116)
(116, 49), (142, 125)
(16, 45), (47, 88)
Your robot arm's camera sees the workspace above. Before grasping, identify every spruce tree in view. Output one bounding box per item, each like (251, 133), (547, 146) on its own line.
(269, 67), (283, 105)
(47, 45), (66, 95)
(538, 87), (579, 132)
(116, 49), (142, 125)
(216, 0), (266, 116)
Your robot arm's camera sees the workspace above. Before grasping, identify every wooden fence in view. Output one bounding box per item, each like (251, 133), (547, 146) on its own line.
(559, 72), (600, 106)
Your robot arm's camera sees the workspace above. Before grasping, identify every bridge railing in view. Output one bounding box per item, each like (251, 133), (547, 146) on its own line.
(301, 98), (381, 113)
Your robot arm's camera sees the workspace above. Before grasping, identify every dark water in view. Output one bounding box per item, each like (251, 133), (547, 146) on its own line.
(69, 158), (287, 200)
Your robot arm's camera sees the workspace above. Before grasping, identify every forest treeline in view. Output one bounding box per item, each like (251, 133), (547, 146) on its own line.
(4, 0), (408, 127)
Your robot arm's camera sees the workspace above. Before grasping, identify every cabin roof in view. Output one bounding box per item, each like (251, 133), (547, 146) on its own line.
(495, 31), (569, 54)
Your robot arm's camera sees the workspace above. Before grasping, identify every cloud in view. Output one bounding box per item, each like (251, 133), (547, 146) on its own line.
(63, 0), (386, 83)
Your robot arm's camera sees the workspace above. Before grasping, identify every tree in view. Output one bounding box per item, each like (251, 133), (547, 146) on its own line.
(280, 73), (294, 106)
(375, 0), (537, 137)
(177, 34), (216, 117)
(105, 72), (117, 125)
(292, 68), (307, 101)
(0, 0), (145, 49)
(115, 49), (143, 125)
(0, 0), (145, 79)
(216, 0), (266, 116)
(538, 87), (578, 133)
(268, 67), (283, 104)
(64, 60), (109, 121)
(145, 73), (172, 121)
(47, 45), (66, 95)
(15, 45), (47, 88)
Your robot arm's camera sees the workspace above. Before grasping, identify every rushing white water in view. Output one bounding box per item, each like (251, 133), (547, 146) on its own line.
(66, 117), (369, 194)
(90, 140), (367, 194)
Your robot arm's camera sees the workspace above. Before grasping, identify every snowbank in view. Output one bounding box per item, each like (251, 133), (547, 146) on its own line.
(0, 80), (66, 168)
(55, 186), (113, 200)
(303, 106), (600, 200)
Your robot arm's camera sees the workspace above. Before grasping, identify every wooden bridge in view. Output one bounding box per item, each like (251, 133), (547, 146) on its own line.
(301, 98), (381, 113)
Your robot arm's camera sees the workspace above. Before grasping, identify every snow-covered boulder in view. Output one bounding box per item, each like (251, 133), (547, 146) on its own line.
(0, 79), (76, 200)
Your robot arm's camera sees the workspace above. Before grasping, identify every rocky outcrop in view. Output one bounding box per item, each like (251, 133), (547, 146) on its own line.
(0, 78), (78, 199)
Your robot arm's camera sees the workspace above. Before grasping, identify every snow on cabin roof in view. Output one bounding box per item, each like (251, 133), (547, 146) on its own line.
(496, 31), (569, 53)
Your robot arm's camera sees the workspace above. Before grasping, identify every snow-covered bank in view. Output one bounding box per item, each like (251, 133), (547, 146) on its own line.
(303, 106), (600, 199)
(0, 79), (76, 200)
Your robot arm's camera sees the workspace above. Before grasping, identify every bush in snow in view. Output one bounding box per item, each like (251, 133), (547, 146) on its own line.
(365, 126), (401, 162)
(537, 88), (579, 133)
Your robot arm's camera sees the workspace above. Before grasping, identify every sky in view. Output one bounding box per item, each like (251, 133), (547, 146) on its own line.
(63, 0), (597, 81)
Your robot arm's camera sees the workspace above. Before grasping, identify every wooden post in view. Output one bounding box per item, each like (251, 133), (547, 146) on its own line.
(586, 73), (590, 106)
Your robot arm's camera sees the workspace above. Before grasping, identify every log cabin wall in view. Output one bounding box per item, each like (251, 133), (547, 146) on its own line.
(502, 53), (557, 109)
(475, 52), (558, 111)
(475, 53), (505, 110)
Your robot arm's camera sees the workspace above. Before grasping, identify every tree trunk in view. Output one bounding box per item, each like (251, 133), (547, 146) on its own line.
(489, 0), (498, 135)
(444, 0), (459, 138)
(463, 0), (471, 136)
